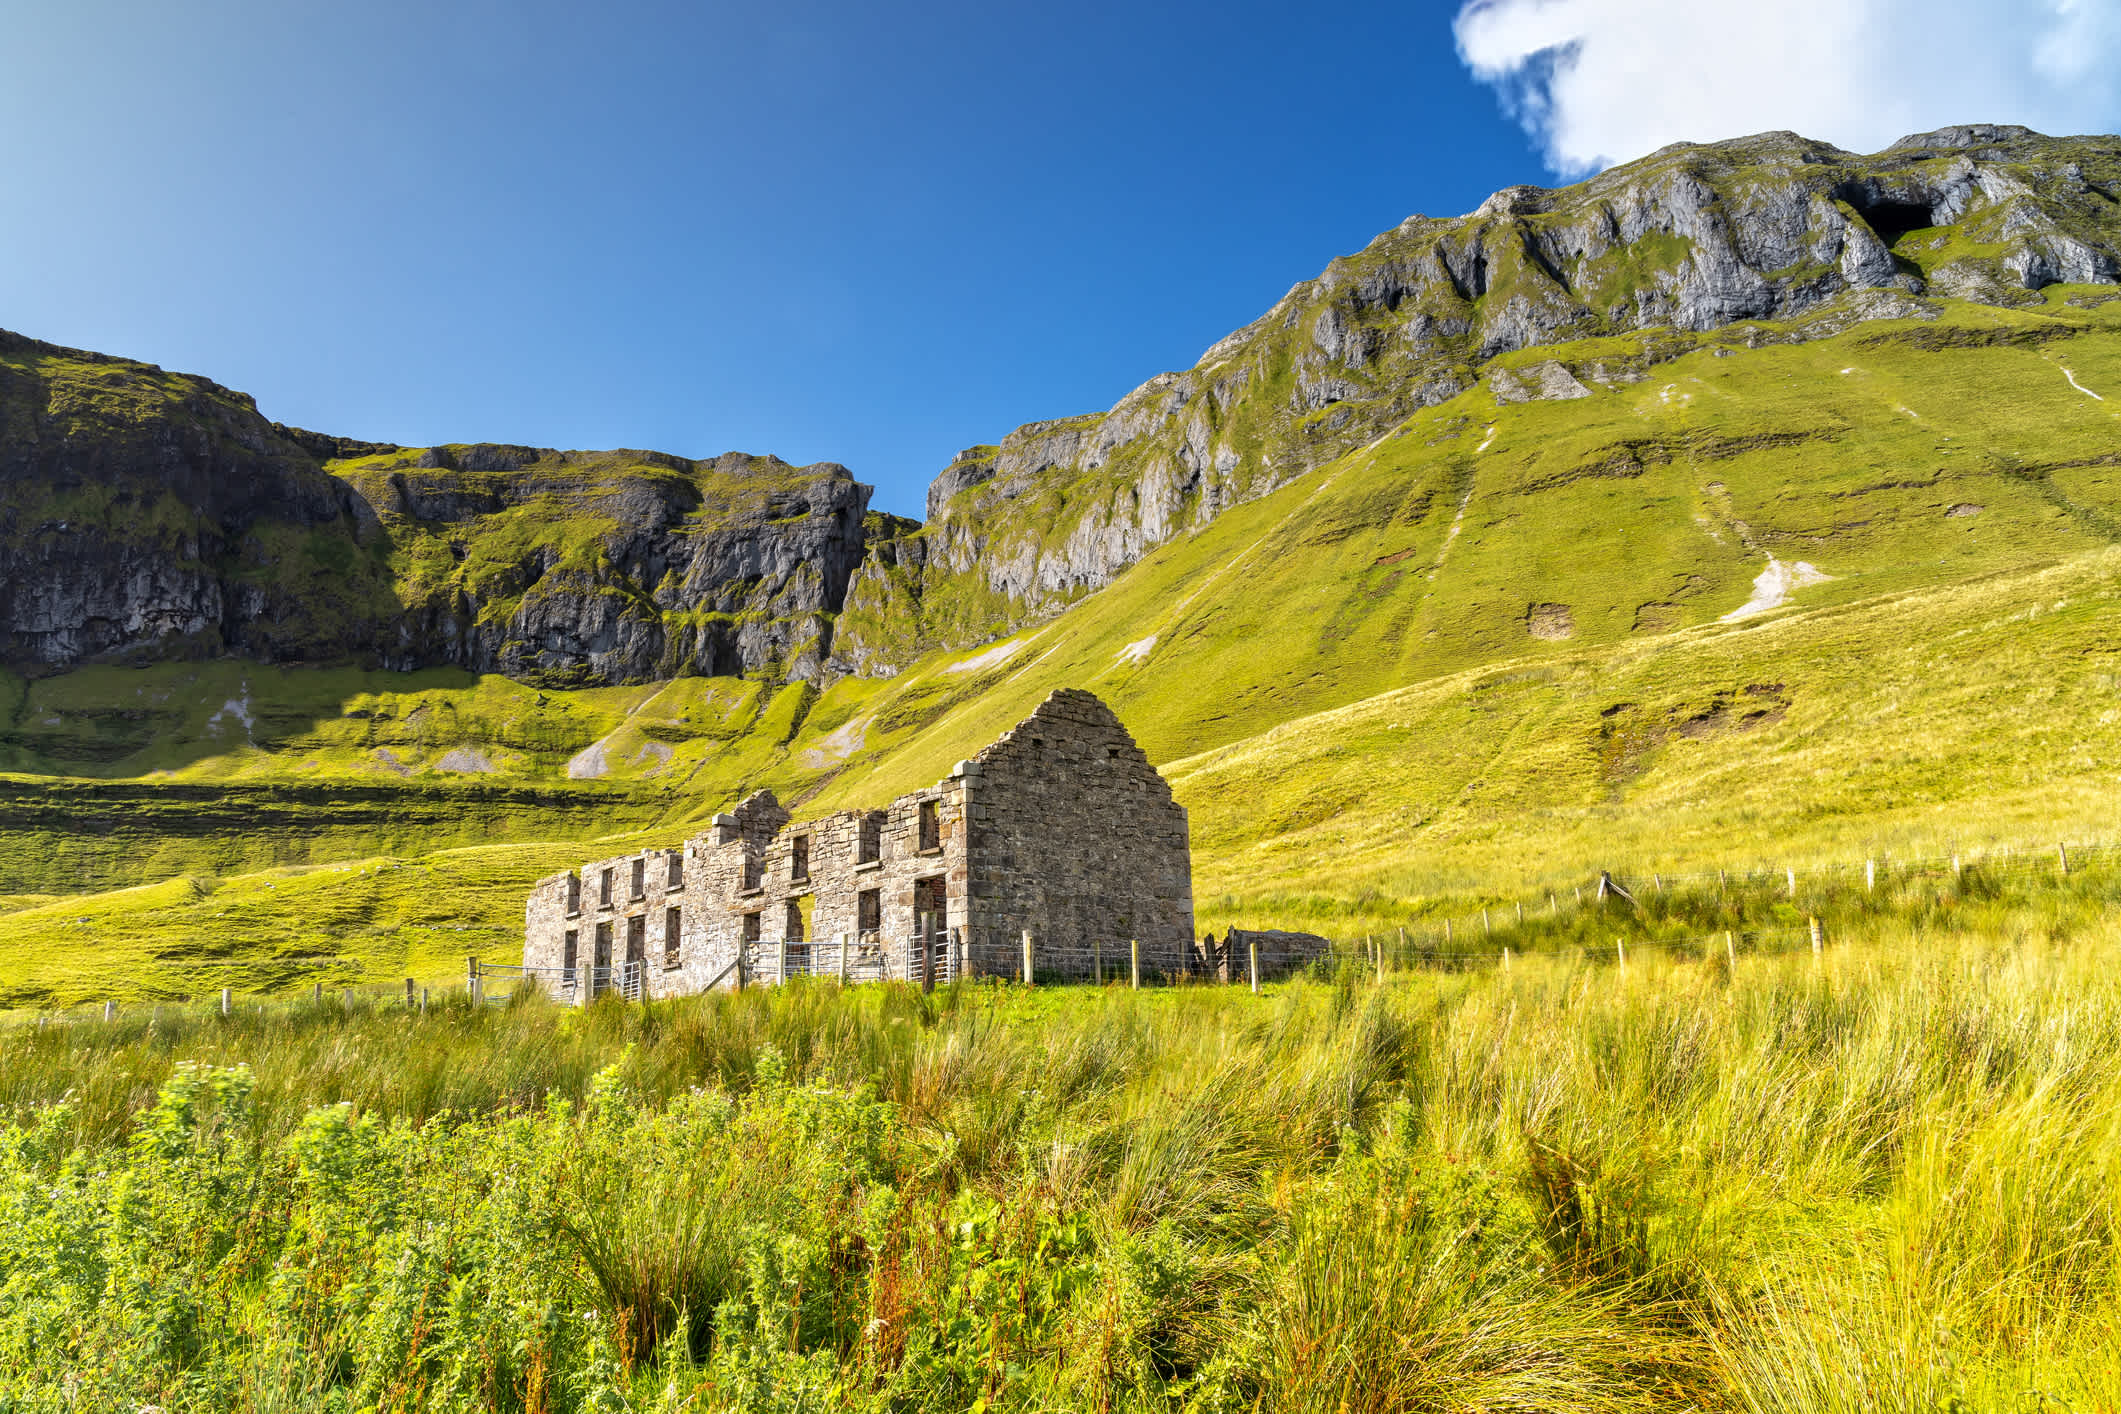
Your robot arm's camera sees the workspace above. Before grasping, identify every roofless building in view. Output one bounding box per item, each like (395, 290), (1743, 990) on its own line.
(521, 689), (1193, 996)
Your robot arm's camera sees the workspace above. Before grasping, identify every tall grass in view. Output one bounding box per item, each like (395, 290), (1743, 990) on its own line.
(2, 908), (2117, 1410)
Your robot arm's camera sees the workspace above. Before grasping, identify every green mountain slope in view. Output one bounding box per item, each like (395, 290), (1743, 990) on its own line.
(5, 283), (2120, 1004)
(830, 124), (2121, 670)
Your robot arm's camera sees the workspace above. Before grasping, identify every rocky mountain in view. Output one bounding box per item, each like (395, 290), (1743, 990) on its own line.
(0, 332), (894, 684)
(0, 331), (401, 668)
(3, 124), (2118, 687)
(829, 124), (2121, 671)
(330, 445), (888, 684)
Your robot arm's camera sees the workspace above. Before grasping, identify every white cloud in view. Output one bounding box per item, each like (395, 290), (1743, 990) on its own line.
(1453, 0), (2121, 176)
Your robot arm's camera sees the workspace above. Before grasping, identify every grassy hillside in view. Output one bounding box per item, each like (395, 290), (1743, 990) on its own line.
(4, 290), (2121, 1003)
(833, 127), (2121, 670)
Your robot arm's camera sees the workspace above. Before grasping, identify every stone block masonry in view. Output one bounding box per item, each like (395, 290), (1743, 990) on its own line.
(523, 689), (1195, 998)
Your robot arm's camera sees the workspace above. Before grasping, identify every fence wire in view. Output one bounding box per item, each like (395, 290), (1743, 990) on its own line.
(35, 835), (2119, 1015)
(1370, 837), (2117, 968)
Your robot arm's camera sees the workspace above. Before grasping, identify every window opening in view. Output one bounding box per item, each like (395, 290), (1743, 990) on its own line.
(625, 915), (646, 969)
(668, 851), (684, 889)
(742, 912), (762, 946)
(565, 873), (581, 914)
(918, 799), (940, 853)
(664, 907), (682, 968)
(791, 834), (809, 882)
(785, 899), (804, 942)
(858, 815), (881, 865)
(562, 929), (578, 984)
(858, 888), (881, 935)
(742, 848), (762, 892)
(913, 876), (945, 935)
(599, 868), (614, 908)
(593, 922), (613, 997)
(630, 858), (646, 899)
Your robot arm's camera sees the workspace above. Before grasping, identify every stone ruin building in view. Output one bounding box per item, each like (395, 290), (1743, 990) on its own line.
(519, 689), (1201, 999)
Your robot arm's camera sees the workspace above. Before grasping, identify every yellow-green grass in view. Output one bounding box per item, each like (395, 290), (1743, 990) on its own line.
(2, 921), (2116, 1409)
(4, 293), (2121, 1000)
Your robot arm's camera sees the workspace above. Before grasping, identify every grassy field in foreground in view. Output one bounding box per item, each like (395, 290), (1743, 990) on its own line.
(3, 915), (2117, 1413)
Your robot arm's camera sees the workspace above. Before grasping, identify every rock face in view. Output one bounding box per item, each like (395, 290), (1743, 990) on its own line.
(0, 331), (400, 668)
(831, 125), (2121, 673)
(0, 333), (874, 683)
(335, 446), (874, 684)
(7, 125), (2121, 687)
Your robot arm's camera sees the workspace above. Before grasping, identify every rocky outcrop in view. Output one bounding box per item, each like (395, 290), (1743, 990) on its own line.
(338, 446), (873, 685)
(0, 331), (400, 668)
(828, 125), (2121, 674)
(0, 332), (875, 684)
(9, 125), (2121, 688)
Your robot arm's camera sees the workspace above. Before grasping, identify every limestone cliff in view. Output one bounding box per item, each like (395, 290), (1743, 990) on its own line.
(0, 331), (401, 667)
(0, 334), (876, 684)
(829, 124), (2121, 672)
(6, 124), (2120, 687)
(332, 444), (874, 684)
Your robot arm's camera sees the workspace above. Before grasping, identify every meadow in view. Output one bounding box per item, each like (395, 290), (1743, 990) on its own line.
(4, 879), (2117, 1412)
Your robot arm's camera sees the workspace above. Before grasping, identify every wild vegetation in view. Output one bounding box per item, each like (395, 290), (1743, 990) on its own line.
(4, 887), (2117, 1411)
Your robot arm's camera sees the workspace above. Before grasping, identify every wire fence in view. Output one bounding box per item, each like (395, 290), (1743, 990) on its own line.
(26, 835), (2121, 1020)
(1361, 836), (2121, 966)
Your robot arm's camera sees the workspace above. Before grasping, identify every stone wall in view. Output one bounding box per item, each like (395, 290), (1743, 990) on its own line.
(960, 689), (1193, 980)
(1209, 928), (1333, 983)
(523, 839), (692, 1000)
(522, 688), (1188, 997)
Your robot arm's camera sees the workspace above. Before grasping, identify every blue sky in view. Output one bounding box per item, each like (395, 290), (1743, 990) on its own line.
(3, 0), (2115, 517)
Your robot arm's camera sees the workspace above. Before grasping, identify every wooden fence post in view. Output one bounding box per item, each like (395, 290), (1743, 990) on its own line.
(1130, 938), (1140, 990)
(1725, 930), (1737, 971)
(1786, 868), (1797, 899)
(1022, 929), (1034, 986)
(405, 978), (416, 1008)
(312, 982), (322, 1004)
(421, 987), (430, 1012)
(1094, 937), (1103, 984)
(1375, 938), (1385, 986)
(1866, 859), (1875, 893)
(1502, 946), (1511, 972)
(466, 956), (479, 1006)
(1515, 900), (1523, 926)
(2058, 842), (2071, 877)
(1953, 853), (1963, 883)
(220, 987), (231, 1017)
(1397, 925), (1408, 963)
(1616, 938), (1626, 973)
(838, 932), (850, 985)
(1444, 919), (1453, 945)
(1248, 941), (1259, 995)
(1809, 916), (1823, 960)
(779, 933), (791, 988)
(103, 1000), (116, 1023)
(919, 914), (935, 994)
